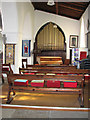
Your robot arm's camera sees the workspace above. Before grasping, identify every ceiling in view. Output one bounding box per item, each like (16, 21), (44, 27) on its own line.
(31, 1), (90, 20)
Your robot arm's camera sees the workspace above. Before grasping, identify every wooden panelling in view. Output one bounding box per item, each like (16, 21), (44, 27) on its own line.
(31, 2), (90, 20)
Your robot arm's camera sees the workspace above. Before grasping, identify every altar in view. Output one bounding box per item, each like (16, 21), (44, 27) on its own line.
(37, 56), (63, 65)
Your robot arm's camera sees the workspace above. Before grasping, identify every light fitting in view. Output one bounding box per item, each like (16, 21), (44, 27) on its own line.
(47, 0), (55, 6)
(53, 24), (57, 28)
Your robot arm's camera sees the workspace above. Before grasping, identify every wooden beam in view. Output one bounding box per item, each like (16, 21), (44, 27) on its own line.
(58, 3), (83, 12)
(56, 2), (58, 15)
(67, 2), (89, 7)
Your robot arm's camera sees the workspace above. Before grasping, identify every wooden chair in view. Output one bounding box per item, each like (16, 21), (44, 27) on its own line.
(22, 59), (27, 68)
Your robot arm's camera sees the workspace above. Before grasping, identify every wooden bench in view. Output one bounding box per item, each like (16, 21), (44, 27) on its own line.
(26, 65), (77, 70)
(19, 67), (90, 84)
(2, 63), (13, 84)
(7, 74), (84, 107)
(19, 67), (89, 76)
(26, 64), (76, 67)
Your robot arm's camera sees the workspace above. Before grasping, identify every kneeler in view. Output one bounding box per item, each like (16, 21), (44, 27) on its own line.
(47, 80), (60, 88)
(63, 80), (77, 88)
(14, 79), (28, 86)
(31, 80), (44, 87)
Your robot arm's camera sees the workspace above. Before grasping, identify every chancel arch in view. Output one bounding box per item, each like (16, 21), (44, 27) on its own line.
(33, 22), (66, 64)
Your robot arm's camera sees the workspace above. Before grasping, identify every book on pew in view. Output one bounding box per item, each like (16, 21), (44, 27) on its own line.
(47, 80), (60, 88)
(14, 79), (28, 86)
(31, 80), (44, 87)
(63, 80), (77, 88)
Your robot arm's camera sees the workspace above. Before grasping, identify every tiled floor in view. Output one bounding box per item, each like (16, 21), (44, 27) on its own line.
(1, 108), (89, 118)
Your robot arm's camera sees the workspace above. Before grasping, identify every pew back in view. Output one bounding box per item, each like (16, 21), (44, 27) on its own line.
(8, 74), (84, 84)
(2, 63), (13, 74)
(26, 64), (77, 70)
(19, 67), (90, 75)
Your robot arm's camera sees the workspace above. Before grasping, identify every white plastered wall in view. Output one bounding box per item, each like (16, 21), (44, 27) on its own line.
(79, 4), (90, 57)
(2, 2), (34, 73)
(79, 4), (89, 48)
(34, 10), (80, 59)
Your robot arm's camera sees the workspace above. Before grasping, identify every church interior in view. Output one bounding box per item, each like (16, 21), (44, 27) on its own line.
(0, 0), (90, 119)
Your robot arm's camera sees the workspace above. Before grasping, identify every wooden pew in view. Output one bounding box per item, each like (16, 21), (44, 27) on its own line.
(19, 67), (90, 75)
(7, 74), (84, 107)
(2, 63), (13, 74)
(2, 63), (13, 84)
(26, 65), (77, 71)
(26, 64), (77, 68)
(19, 67), (90, 84)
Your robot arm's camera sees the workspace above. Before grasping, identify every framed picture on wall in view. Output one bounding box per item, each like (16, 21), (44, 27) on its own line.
(22, 40), (31, 57)
(69, 35), (78, 48)
(5, 44), (15, 64)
